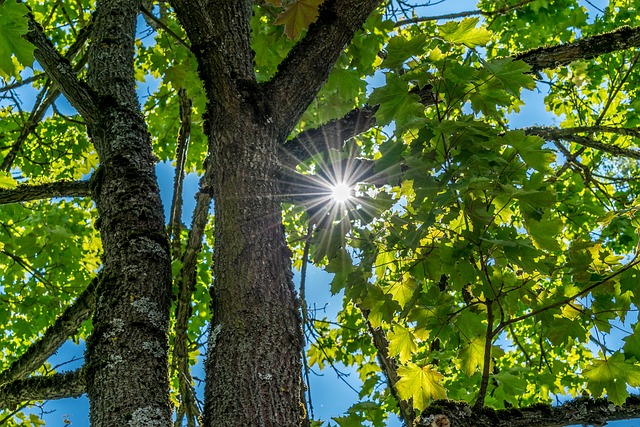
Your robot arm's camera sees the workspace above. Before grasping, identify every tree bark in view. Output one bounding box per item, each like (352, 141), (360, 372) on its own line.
(83, 1), (173, 426)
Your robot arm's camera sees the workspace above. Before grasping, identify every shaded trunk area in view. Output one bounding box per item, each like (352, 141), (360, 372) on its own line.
(204, 113), (305, 426)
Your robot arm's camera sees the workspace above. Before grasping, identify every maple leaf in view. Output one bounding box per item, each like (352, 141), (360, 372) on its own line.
(396, 363), (447, 411)
(274, 0), (323, 40)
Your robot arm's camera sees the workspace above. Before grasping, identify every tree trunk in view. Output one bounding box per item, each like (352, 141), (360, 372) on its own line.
(204, 111), (305, 426)
(83, 0), (173, 425)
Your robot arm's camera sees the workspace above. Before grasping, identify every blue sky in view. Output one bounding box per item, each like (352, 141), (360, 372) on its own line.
(7, 0), (640, 426)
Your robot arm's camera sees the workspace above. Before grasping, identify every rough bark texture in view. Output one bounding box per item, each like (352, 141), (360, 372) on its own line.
(83, 1), (172, 426)
(418, 397), (640, 427)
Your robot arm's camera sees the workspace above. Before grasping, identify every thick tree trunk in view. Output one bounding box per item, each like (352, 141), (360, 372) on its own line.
(83, 0), (173, 426)
(204, 111), (305, 426)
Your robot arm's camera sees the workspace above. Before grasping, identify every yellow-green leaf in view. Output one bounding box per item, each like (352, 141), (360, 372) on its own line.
(0, 172), (17, 189)
(387, 273), (417, 308)
(396, 363), (447, 411)
(274, 0), (323, 39)
(388, 324), (417, 363)
(439, 17), (491, 48)
(458, 336), (485, 376)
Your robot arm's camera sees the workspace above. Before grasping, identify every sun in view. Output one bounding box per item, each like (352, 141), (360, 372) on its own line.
(330, 182), (352, 204)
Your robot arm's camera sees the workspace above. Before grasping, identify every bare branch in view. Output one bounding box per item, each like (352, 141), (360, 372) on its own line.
(524, 126), (640, 160)
(516, 25), (640, 73)
(1, 85), (60, 172)
(264, 0), (383, 139)
(171, 170), (212, 427)
(139, 5), (191, 50)
(0, 370), (86, 410)
(23, 14), (99, 122)
(0, 74), (45, 94)
(0, 179), (91, 205)
(168, 88), (192, 255)
(0, 277), (97, 387)
(418, 396), (640, 427)
(394, 0), (536, 26)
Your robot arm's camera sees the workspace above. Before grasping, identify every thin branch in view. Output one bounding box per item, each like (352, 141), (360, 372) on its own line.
(299, 224), (314, 422)
(171, 170), (213, 427)
(139, 5), (191, 50)
(524, 126), (640, 160)
(1, 83), (59, 172)
(0, 74), (46, 94)
(394, 0), (536, 26)
(168, 88), (192, 255)
(0, 369), (86, 410)
(498, 257), (640, 332)
(0, 179), (91, 205)
(264, 0), (383, 139)
(473, 300), (494, 409)
(0, 276), (97, 387)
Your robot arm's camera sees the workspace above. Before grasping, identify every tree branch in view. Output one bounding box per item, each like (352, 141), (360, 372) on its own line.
(0, 277), (97, 387)
(0, 73), (45, 94)
(418, 396), (640, 427)
(264, 0), (383, 139)
(515, 25), (640, 73)
(0, 370), (86, 410)
(0, 179), (91, 205)
(394, 0), (536, 26)
(523, 126), (640, 160)
(280, 25), (640, 170)
(168, 88), (192, 255)
(171, 170), (213, 426)
(361, 308), (415, 426)
(23, 14), (99, 122)
(1, 84), (60, 172)
(278, 106), (378, 170)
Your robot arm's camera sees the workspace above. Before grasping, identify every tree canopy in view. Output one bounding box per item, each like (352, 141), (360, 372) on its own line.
(2, 0), (640, 426)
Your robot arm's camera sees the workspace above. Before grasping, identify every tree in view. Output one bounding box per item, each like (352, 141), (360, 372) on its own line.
(2, 0), (640, 426)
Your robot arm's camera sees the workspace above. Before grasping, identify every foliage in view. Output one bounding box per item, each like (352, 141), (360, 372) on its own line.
(2, 0), (640, 426)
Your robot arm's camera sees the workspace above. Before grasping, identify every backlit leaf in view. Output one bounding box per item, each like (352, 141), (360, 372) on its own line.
(388, 324), (417, 363)
(439, 17), (491, 48)
(396, 363), (447, 411)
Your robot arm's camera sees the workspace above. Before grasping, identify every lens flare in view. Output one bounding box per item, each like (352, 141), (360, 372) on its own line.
(331, 182), (352, 204)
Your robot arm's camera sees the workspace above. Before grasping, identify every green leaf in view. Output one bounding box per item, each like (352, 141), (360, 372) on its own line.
(502, 131), (556, 172)
(583, 352), (640, 405)
(485, 59), (536, 96)
(388, 324), (417, 363)
(458, 336), (485, 376)
(524, 212), (562, 252)
(438, 17), (491, 48)
(368, 73), (427, 133)
(396, 363), (447, 411)
(380, 34), (427, 70)
(0, 0), (35, 78)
